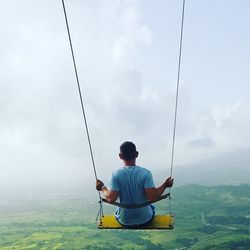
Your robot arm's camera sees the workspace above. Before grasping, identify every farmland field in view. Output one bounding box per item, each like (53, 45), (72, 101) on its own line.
(0, 185), (250, 249)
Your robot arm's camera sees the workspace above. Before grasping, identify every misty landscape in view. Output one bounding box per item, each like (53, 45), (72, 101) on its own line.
(1, 0), (250, 249)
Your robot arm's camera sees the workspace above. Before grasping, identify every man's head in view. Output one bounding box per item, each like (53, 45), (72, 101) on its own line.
(119, 141), (138, 161)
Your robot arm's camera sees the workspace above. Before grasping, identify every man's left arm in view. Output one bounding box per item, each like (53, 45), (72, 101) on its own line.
(144, 172), (174, 202)
(96, 179), (119, 203)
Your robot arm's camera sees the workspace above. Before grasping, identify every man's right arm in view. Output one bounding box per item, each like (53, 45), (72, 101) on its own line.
(145, 177), (174, 202)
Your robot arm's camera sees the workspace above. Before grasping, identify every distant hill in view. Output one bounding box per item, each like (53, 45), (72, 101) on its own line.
(158, 148), (250, 186)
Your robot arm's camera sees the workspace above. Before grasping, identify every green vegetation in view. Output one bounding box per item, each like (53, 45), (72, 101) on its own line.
(0, 185), (250, 249)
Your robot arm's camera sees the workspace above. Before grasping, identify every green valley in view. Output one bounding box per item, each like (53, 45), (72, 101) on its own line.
(0, 185), (249, 249)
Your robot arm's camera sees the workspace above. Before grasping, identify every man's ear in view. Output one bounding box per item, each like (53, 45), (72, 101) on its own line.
(119, 153), (123, 160)
(135, 151), (139, 158)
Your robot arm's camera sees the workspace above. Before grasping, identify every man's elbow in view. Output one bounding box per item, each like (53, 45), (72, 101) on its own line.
(107, 198), (116, 204)
(145, 188), (160, 202)
(106, 194), (118, 204)
(147, 192), (161, 202)
(149, 197), (159, 203)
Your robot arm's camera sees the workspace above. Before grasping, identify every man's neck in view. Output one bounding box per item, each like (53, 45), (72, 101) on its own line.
(123, 160), (136, 166)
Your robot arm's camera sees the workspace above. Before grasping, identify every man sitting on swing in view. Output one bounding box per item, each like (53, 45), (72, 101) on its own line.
(96, 141), (174, 228)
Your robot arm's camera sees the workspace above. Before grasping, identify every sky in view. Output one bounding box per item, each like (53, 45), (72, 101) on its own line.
(0, 0), (249, 194)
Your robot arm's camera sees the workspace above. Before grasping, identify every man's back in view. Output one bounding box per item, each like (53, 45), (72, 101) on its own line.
(109, 166), (155, 226)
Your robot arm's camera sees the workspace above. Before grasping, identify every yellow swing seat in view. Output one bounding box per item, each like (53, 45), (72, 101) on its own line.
(98, 214), (174, 230)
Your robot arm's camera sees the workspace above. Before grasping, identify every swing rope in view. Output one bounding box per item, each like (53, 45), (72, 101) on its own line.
(61, 0), (104, 222)
(170, 0), (186, 178)
(168, 0), (186, 216)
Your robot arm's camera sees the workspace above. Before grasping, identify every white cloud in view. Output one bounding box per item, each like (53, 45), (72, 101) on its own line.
(113, 1), (152, 67)
(0, 0), (155, 191)
(187, 137), (214, 149)
(211, 101), (242, 127)
(182, 100), (250, 164)
(0, 0), (249, 192)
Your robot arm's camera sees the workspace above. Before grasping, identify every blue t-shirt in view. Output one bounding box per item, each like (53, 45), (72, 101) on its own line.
(109, 165), (155, 226)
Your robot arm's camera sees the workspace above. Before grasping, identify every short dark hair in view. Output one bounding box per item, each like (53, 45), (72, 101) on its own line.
(120, 141), (137, 161)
